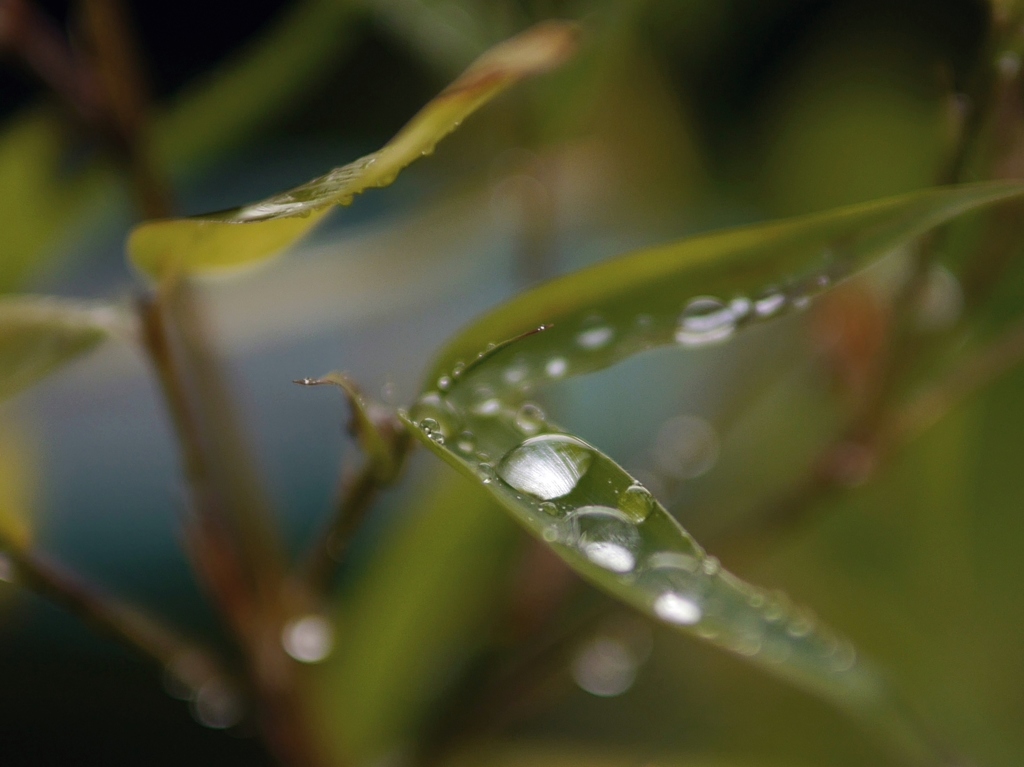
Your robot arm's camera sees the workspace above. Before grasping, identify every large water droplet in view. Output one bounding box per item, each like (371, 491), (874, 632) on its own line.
(618, 483), (655, 522)
(567, 506), (641, 573)
(675, 297), (736, 347)
(497, 435), (593, 500)
(281, 614), (334, 664)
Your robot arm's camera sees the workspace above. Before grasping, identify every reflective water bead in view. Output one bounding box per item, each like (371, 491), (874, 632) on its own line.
(653, 593), (703, 625)
(476, 462), (497, 484)
(409, 392), (460, 438)
(753, 288), (787, 318)
(618, 483), (655, 522)
(567, 506), (641, 574)
(471, 398), (502, 417)
(577, 325), (614, 350)
(281, 614), (334, 664)
(497, 435), (594, 500)
(545, 357), (568, 378)
(675, 297), (736, 346)
(515, 403), (546, 435)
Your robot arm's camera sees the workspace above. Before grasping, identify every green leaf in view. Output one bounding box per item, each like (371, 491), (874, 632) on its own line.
(399, 182), (1024, 759)
(423, 181), (1024, 393)
(0, 296), (120, 402)
(127, 20), (580, 280)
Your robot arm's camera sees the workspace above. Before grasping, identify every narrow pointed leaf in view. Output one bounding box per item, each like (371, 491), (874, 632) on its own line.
(127, 20), (579, 280)
(0, 296), (120, 401)
(398, 183), (1024, 758)
(424, 181), (1024, 396)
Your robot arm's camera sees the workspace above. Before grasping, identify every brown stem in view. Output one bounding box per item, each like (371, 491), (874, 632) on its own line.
(1, 544), (224, 685)
(305, 461), (385, 594)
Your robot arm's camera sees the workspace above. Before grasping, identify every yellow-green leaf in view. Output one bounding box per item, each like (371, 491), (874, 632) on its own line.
(127, 20), (580, 280)
(0, 296), (120, 402)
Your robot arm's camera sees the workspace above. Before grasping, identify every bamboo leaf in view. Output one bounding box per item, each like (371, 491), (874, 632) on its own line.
(0, 296), (120, 401)
(399, 182), (1024, 758)
(127, 20), (579, 280)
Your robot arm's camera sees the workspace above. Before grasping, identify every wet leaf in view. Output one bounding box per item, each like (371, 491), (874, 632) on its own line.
(128, 20), (580, 280)
(424, 181), (1024, 392)
(0, 296), (121, 402)
(399, 182), (1024, 757)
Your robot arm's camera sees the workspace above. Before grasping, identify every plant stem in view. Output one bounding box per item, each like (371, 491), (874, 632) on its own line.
(1, 543), (223, 682)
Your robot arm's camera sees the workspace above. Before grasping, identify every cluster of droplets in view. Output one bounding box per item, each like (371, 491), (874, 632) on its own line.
(486, 432), (858, 676)
(675, 270), (834, 348)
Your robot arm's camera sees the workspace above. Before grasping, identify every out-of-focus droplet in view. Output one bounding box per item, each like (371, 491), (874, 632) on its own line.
(192, 680), (243, 729)
(571, 637), (637, 697)
(676, 297), (736, 346)
(577, 325), (614, 350)
(653, 415), (719, 480)
(915, 264), (963, 332)
(497, 435), (593, 500)
(545, 357), (568, 378)
(282, 614), (335, 664)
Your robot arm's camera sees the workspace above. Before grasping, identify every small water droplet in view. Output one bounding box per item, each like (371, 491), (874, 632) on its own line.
(701, 556), (720, 576)
(456, 431), (477, 454)
(653, 593), (702, 625)
(503, 363), (528, 385)
(452, 361), (466, 378)
(477, 462), (497, 483)
(577, 325), (614, 350)
(497, 435), (593, 500)
(729, 297), (752, 321)
(437, 375), (453, 392)
(282, 614), (334, 664)
(567, 506), (641, 573)
(471, 398), (502, 417)
(545, 357), (568, 378)
(753, 288), (787, 318)
(539, 501), (560, 517)
(675, 297), (736, 346)
(409, 392), (460, 438)
(618, 483), (655, 522)
(515, 403), (546, 435)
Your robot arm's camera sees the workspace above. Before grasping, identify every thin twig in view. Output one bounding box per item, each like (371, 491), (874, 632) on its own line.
(1, 544), (223, 682)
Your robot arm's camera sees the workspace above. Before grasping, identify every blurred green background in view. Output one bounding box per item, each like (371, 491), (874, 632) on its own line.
(3, 0), (1023, 765)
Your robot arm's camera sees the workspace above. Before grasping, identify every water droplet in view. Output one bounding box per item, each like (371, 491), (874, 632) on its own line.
(729, 297), (752, 321)
(515, 403), (546, 435)
(577, 325), (614, 350)
(915, 264), (962, 331)
(503, 363), (528, 385)
(471, 398), (502, 417)
(675, 297), (736, 347)
(437, 375), (453, 392)
(539, 501), (560, 517)
(571, 637), (637, 697)
(618, 483), (655, 522)
(497, 435), (593, 500)
(545, 357), (568, 378)
(192, 680), (243, 729)
(567, 506), (641, 574)
(452, 361), (466, 378)
(653, 415), (719, 480)
(653, 593), (702, 625)
(477, 462), (497, 483)
(701, 556), (720, 576)
(753, 288), (787, 318)
(409, 392), (460, 439)
(456, 431), (477, 454)
(282, 614), (334, 664)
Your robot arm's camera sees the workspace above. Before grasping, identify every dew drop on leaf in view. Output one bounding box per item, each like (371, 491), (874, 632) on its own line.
(567, 506), (641, 573)
(497, 434), (593, 500)
(675, 297), (736, 346)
